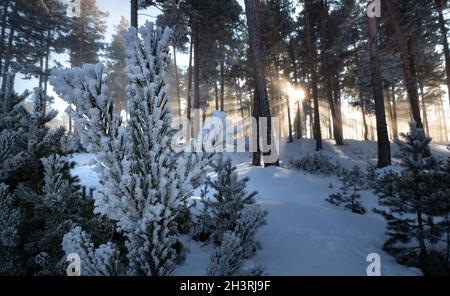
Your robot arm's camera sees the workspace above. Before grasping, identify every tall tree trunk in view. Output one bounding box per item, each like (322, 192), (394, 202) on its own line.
(419, 79), (429, 135)
(333, 75), (344, 144)
(193, 24), (200, 110)
(252, 84), (261, 166)
(320, 0), (344, 146)
(214, 80), (219, 110)
(244, 0), (279, 166)
(43, 35), (51, 115)
(368, 15), (391, 168)
(439, 94), (449, 142)
(359, 90), (369, 141)
(236, 78), (244, 121)
(193, 23), (201, 136)
(305, 0), (322, 150)
(220, 57), (225, 112)
(173, 46), (181, 116)
(384, 0), (423, 129)
(0, 0), (11, 76)
(187, 32), (193, 120)
(291, 47), (304, 139)
(391, 84), (399, 140)
(1, 26), (14, 94)
(283, 54), (294, 142)
(320, 0), (343, 146)
(385, 88), (395, 141)
(287, 97), (293, 142)
(353, 45), (369, 141)
(130, 0), (138, 28)
(328, 107), (332, 139)
(296, 101), (303, 139)
(436, 0), (450, 110)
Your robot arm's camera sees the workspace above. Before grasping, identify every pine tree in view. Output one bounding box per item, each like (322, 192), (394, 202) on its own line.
(327, 165), (367, 214)
(67, 0), (108, 68)
(14, 154), (86, 275)
(206, 231), (244, 276)
(205, 157), (260, 244)
(0, 79), (100, 275)
(0, 183), (24, 275)
(62, 226), (122, 276)
(51, 22), (210, 276)
(106, 17), (129, 114)
(374, 122), (442, 274)
(430, 158), (450, 273)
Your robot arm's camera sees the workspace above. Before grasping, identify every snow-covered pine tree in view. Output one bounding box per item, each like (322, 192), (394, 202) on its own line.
(51, 22), (210, 276)
(193, 185), (213, 242)
(203, 157), (267, 275)
(0, 183), (24, 275)
(8, 89), (65, 190)
(205, 157), (265, 245)
(0, 79), (98, 275)
(235, 204), (267, 258)
(62, 226), (122, 276)
(326, 165), (367, 214)
(374, 122), (442, 275)
(206, 226), (266, 276)
(429, 158), (450, 274)
(206, 231), (243, 276)
(14, 154), (87, 275)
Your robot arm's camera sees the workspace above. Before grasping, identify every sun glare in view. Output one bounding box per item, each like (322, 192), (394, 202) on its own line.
(286, 85), (305, 103)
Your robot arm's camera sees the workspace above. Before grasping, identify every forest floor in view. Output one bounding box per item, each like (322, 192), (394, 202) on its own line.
(70, 139), (450, 276)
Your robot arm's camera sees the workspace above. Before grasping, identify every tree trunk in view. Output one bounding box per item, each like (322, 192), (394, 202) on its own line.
(354, 45), (369, 141)
(173, 47), (181, 116)
(220, 57), (225, 111)
(214, 80), (219, 110)
(236, 78), (245, 121)
(1, 26), (14, 94)
(333, 75), (344, 144)
(193, 23), (201, 136)
(368, 15), (391, 168)
(391, 84), (399, 140)
(419, 80), (429, 135)
(187, 32), (193, 120)
(130, 0), (138, 28)
(320, 0), (343, 146)
(290, 48), (303, 140)
(244, 0), (279, 166)
(305, 0), (322, 150)
(384, 0), (423, 129)
(385, 89), (395, 141)
(359, 90), (369, 141)
(436, 0), (450, 110)
(439, 94), (449, 142)
(193, 24), (200, 110)
(252, 84), (261, 166)
(287, 97), (293, 143)
(0, 0), (11, 76)
(43, 43), (50, 115)
(296, 101), (302, 139)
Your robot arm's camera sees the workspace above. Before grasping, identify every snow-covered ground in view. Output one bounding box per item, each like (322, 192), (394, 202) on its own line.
(70, 139), (450, 276)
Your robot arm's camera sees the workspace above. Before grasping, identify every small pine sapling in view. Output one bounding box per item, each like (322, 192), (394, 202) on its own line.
(327, 166), (367, 214)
